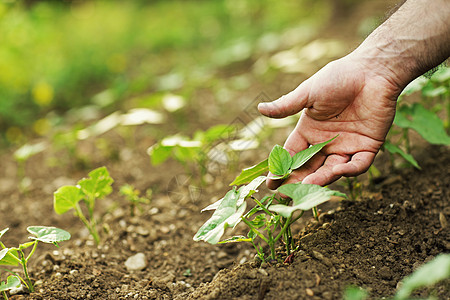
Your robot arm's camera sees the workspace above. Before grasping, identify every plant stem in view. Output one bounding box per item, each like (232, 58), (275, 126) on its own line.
(3, 290), (8, 300)
(402, 128), (411, 153)
(251, 196), (273, 216)
(312, 207), (319, 221)
(18, 250), (33, 292)
(290, 211), (304, 225)
(75, 203), (100, 244)
(274, 216), (291, 244)
(25, 241), (38, 262)
(241, 218), (268, 243)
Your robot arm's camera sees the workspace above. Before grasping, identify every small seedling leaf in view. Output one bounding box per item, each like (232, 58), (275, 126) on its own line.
(383, 141), (421, 169)
(395, 254), (450, 300)
(19, 241), (35, 250)
(148, 144), (174, 165)
(0, 275), (21, 292)
(394, 103), (450, 145)
(343, 286), (368, 300)
(270, 184), (346, 218)
(290, 136), (337, 170)
(0, 228), (8, 239)
(0, 248), (19, 266)
(218, 236), (252, 244)
(194, 188), (246, 244)
(268, 145), (292, 176)
(27, 226), (71, 244)
(78, 166), (114, 201)
(230, 159), (268, 186)
(54, 185), (83, 214)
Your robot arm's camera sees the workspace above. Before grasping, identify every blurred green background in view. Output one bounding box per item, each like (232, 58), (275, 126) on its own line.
(0, 0), (387, 147)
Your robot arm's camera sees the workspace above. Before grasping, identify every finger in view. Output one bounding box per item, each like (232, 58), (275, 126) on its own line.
(258, 79), (312, 118)
(301, 154), (350, 186)
(266, 172), (284, 190)
(332, 151), (376, 177)
(283, 120), (309, 156)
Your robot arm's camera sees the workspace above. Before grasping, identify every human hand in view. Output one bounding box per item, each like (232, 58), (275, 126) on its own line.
(258, 53), (402, 188)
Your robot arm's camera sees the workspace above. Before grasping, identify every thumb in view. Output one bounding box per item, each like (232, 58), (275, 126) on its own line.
(258, 79), (312, 118)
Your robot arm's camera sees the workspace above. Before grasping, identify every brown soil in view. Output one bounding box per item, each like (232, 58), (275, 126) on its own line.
(1, 1), (448, 299)
(1, 140), (448, 300)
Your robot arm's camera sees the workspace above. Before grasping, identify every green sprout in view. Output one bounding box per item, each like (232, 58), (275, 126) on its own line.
(194, 136), (346, 262)
(53, 166), (113, 245)
(0, 226), (70, 295)
(119, 184), (151, 217)
(0, 275), (20, 300)
(344, 253), (450, 300)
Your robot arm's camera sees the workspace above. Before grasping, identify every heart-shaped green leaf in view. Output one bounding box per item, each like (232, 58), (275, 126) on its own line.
(230, 159), (268, 186)
(268, 145), (292, 176)
(27, 226), (71, 244)
(78, 166), (114, 202)
(0, 275), (21, 292)
(194, 188), (246, 244)
(54, 185), (83, 214)
(270, 184), (346, 218)
(290, 135), (337, 170)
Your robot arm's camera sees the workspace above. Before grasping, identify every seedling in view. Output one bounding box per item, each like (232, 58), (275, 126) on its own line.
(384, 67), (450, 170)
(0, 226), (70, 294)
(53, 166), (113, 245)
(0, 275), (20, 300)
(344, 253), (450, 300)
(194, 136), (346, 262)
(119, 184), (151, 217)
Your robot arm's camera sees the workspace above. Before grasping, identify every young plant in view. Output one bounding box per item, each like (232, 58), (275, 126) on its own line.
(119, 184), (151, 217)
(53, 166), (113, 245)
(0, 275), (20, 300)
(0, 226), (70, 294)
(384, 66), (450, 170)
(194, 136), (346, 262)
(344, 253), (450, 300)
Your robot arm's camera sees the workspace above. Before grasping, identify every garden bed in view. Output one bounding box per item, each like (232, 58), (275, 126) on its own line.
(1, 142), (448, 299)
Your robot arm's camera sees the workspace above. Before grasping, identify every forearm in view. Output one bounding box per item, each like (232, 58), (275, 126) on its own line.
(352, 0), (450, 89)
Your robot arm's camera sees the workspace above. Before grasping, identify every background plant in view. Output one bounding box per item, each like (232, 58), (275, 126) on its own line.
(0, 275), (20, 300)
(0, 226), (70, 294)
(194, 136), (346, 262)
(53, 166), (113, 245)
(119, 184), (151, 217)
(384, 66), (450, 170)
(344, 253), (450, 300)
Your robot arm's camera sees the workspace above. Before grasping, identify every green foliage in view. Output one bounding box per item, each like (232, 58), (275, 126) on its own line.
(383, 141), (420, 170)
(386, 66), (450, 169)
(119, 184), (151, 217)
(53, 166), (113, 244)
(0, 226), (70, 294)
(0, 0), (328, 145)
(395, 254), (450, 300)
(229, 159), (269, 186)
(344, 254), (450, 300)
(194, 137), (345, 262)
(268, 136), (337, 179)
(0, 275), (20, 300)
(394, 103), (450, 145)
